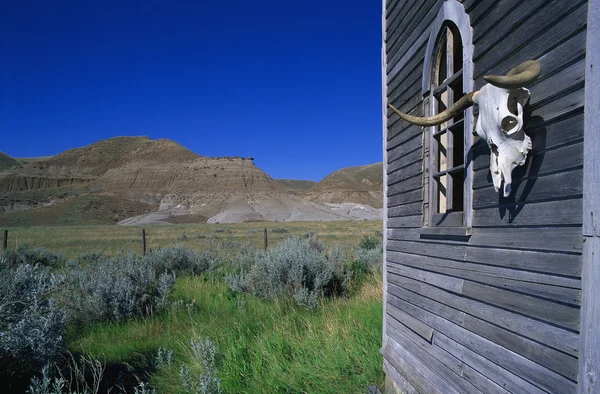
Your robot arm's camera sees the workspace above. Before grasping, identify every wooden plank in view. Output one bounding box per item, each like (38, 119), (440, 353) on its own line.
(386, 324), (484, 394)
(388, 189), (423, 208)
(463, 315), (579, 381)
(388, 161), (422, 185)
(388, 215), (422, 228)
(383, 359), (417, 394)
(474, 1), (587, 77)
(387, 173), (422, 196)
(382, 0), (390, 359)
(466, 244), (581, 277)
(468, 0), (504, 25)
(579, 2), (600, 391)
(386, 315), (463, 376)
(459, 364), (511, 394)
(387, 276), (579, 358)
(473, 168), (583, 209)
(528, 59), (586, 107)
(530, 86), (585, 121)
(383, 341), (456, 394)
(434, 332), (548, 394)
(461, 281), (580, 331)
(385, 0), (423, 55)
(387, 145), (422, 174)
(388, 226), (583, 253)
(390, 277), (579, 380)
(388, 42), (426, 97)
(388, 57), (425, 105)
(387, 240), (581, 286)
(387, 0), (439, 62)
(472, 0), (535, 44)
(389, 201), (423, 218)
(472, 198), (583, 227)
(388, 250), (581, 305)
(387, 293), (577, 394)
(388, 118), (422, 149)
(388, 303), (434, 342)
(387, 263), (465, 293)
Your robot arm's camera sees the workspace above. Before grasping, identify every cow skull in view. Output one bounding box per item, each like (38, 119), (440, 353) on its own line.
(389, 60), (541, 197)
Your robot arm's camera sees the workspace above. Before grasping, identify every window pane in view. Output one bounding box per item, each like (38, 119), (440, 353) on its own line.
(436, 92), (449, 130)
(453, 127), (464, 166)
(451, 171), (464, 212)
(437, 175), (447, 213)
(437, 132), (448, 172)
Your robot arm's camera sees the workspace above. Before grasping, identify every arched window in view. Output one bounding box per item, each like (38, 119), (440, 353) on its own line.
(432, 23), (464, 216)
(421, 0), (473, 232)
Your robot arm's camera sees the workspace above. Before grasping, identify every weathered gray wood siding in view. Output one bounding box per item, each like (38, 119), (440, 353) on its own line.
(383, 0), (587, 393)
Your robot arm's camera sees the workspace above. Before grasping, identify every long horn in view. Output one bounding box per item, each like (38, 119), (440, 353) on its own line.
(388, 91), (477, 127)
(484, 60), (541, 89)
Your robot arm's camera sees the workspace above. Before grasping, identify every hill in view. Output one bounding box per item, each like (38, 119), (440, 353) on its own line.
(0, 137), (382, 225)
(0, 152), (21, 171)
(304, 163), (383, 208)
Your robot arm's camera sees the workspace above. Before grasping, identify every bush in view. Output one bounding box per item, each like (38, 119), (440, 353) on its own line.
(358, 236), (380, 251)
(243, 236), (344, 308)
(0, 257), (66, 386)
(65, 252), (176, 324)
(180, 338), (221, 394)
(2, 245), (64, 269)
(145, 246), (215, 276)
(354, 247), (382, 271)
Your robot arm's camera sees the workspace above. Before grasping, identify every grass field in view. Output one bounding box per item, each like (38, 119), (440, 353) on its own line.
(3, 221), (385, 393)
(2, 220), (383, 258)
(72, 275), (384, 393)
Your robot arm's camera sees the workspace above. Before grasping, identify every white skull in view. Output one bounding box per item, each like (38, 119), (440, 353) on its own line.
(388, 60), (541, 199)
(474, 84), (532, 197)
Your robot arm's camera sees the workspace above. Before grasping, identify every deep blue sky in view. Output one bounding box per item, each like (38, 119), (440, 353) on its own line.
(1, 1), (382, 181)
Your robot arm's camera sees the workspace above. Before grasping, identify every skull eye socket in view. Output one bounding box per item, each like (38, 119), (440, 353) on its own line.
(502, 116), (518, 132)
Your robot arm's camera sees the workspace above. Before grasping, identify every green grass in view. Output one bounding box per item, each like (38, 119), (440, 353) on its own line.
(2, 221), (382, 258)
(71, 275), (384, 393)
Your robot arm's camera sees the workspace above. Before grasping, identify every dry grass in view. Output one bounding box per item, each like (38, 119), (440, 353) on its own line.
(2, 220), (383, 258)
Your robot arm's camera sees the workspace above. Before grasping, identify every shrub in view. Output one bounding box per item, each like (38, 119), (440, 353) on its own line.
(354, 246), (382, 271)
(2, 245), (64, 269)
(243, 236), (344, 308)
(65, 252), (176, 324)
(270, 228), (289, 234)
(0, 257), (66, 386)
(180, 337), (221, 394)
(358, 235), (380, 251)
(145, 246), (214, 276)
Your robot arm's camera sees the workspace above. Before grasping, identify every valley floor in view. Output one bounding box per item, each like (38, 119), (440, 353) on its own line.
(3, 220), (382, 258)
(2, 221), (385, 393)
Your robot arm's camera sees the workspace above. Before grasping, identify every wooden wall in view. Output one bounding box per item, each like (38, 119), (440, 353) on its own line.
(383, 0), (587, 393)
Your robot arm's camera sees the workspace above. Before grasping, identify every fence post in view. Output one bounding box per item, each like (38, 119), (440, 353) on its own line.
(142, 229), (146, 256)
(2, 230), (7, 251)
(264, 228), (268, 251)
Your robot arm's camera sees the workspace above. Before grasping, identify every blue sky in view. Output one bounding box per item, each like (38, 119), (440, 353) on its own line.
(0, 1), (382, 181)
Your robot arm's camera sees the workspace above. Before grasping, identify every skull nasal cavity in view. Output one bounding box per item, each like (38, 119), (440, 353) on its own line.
(502, 116), (518, 132)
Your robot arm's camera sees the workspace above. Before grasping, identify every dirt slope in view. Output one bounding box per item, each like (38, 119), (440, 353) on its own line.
(304, 163), (383, 208)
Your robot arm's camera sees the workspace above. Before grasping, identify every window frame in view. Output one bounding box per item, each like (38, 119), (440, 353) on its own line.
(419, 0), (473, 237)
